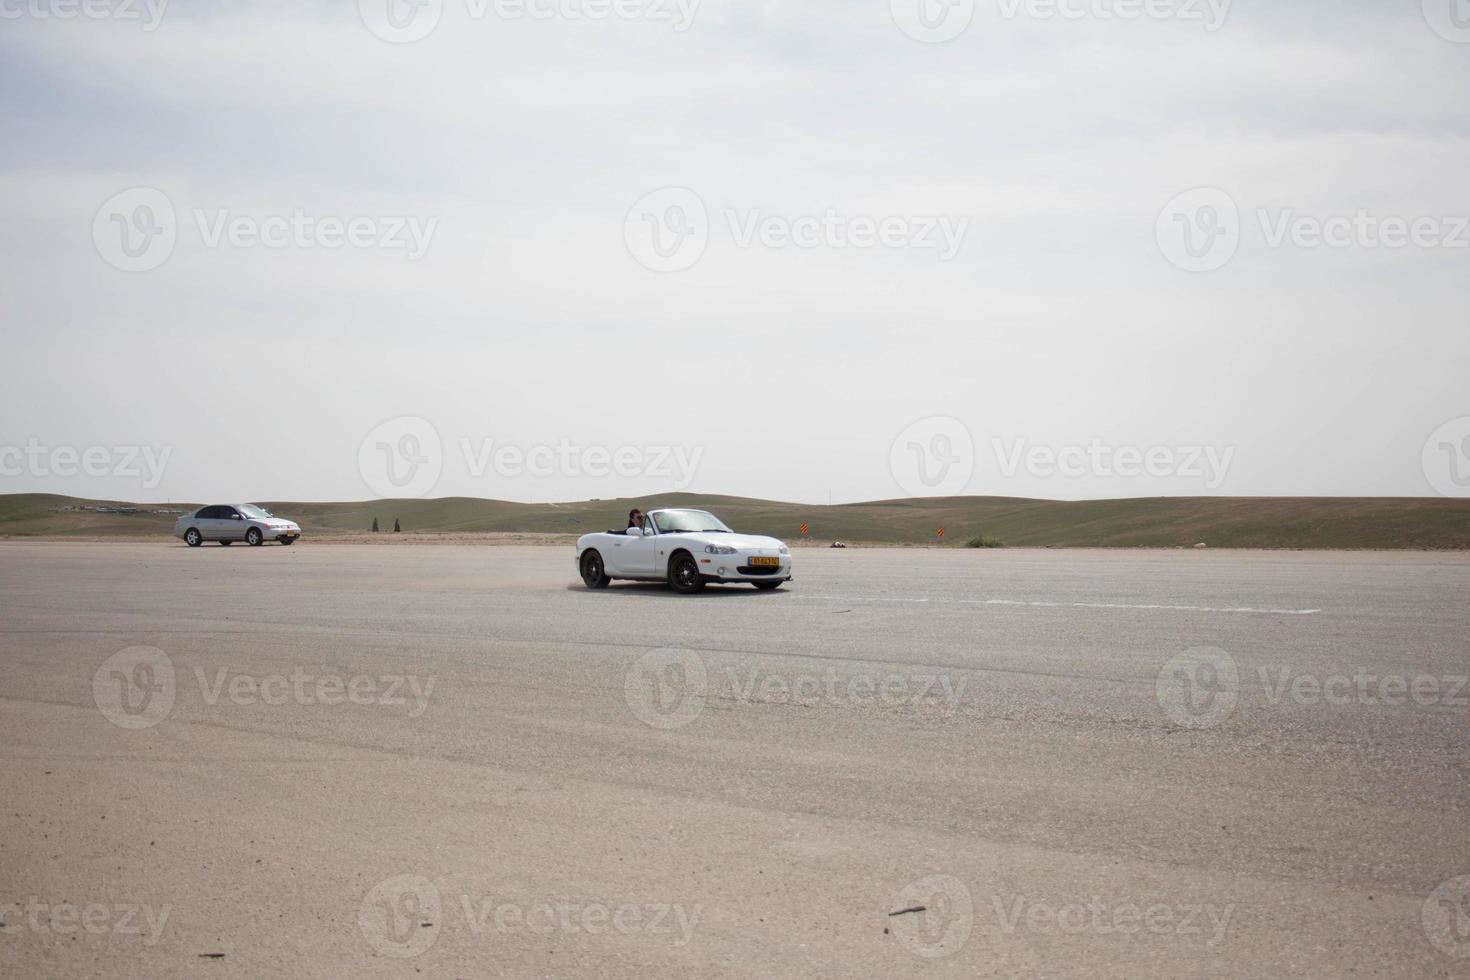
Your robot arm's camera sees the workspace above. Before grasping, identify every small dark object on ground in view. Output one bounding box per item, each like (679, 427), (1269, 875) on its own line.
(888, 905), (926, 917)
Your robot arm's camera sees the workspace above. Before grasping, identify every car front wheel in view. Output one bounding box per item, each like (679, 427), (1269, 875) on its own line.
(184, 528), (202, 547)
(580, 550), (610, 588)
(246, 527), (263, 546)
(279, 537), (295, 546)
(668, 552), (705, 594)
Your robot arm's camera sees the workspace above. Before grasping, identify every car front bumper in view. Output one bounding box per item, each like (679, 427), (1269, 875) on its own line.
(696, 553), (792, 583)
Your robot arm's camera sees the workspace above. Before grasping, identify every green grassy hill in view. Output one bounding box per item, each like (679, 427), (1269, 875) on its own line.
(4, 492), (1470, 548)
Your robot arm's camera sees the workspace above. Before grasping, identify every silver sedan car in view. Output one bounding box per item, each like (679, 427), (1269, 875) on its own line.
(175, 504), (302, 547)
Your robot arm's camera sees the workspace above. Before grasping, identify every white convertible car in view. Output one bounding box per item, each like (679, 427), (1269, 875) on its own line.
(576, 508), (792, 593)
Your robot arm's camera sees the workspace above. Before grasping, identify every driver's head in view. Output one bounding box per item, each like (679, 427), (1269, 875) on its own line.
(629, 509), (644, 526)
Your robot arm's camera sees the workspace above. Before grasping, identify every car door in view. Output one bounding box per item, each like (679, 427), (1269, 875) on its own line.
(219, 506), (247, 541)
(608, 527), (657, 577)
(195, 506), (224, 541)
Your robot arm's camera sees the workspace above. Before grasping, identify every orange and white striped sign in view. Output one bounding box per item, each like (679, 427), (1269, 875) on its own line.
(937, 527), (945, 539)
(799, 522), (809, 535)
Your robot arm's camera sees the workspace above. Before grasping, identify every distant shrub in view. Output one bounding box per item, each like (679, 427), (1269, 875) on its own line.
(393, 518), (401, 533)
(371, 517), (379, 533)
(965, 534), (1004, 549)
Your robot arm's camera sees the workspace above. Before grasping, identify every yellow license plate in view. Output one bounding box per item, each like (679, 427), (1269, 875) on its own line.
(750, 556), (779, 567)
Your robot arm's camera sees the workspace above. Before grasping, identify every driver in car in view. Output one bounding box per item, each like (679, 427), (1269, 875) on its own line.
(626, 509), (646, 533)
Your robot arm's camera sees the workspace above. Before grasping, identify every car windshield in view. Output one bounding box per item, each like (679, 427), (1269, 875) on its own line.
(238, 504), (274, 519)
(652, 509), (732, 534)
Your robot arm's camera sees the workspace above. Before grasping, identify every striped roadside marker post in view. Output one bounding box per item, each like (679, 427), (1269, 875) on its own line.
(799, 522), (809, 536)
(937, 527), (945, 540)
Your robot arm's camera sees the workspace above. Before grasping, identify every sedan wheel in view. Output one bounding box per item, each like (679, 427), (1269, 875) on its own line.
(669, 553), (705, 594)
(279, 537), (295, 546)
(580, 550), (610, 589)
(184, 528), (202, 547)
(246, 527), (263, 547)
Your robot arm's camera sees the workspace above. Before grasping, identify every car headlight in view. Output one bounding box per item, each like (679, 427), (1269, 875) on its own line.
(704, 544), (737, 555)
(779, 545), (790, 555)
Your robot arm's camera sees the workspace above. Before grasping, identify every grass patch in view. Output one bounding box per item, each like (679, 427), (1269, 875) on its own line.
(965, 534), (1005, 549)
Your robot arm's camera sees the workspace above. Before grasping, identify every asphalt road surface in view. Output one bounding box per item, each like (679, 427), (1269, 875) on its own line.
(2, 541), (1468, 978)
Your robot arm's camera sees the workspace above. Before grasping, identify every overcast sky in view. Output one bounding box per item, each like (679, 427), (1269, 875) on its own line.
(2, 0), (1467, 504)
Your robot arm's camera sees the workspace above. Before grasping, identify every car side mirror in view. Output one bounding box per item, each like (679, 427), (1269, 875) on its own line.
(232, 514), (243, 520)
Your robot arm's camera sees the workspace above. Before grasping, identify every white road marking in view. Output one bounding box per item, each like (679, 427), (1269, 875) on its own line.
(795, 595), (1320, 616)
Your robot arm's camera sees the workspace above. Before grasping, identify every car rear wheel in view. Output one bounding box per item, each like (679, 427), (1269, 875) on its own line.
(246, 527), (263, 546)
(184, 528), (202, 547)
(668, 552), (705, 594)
(752, 580), (782, 591)
(580, 550), (610, 589)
